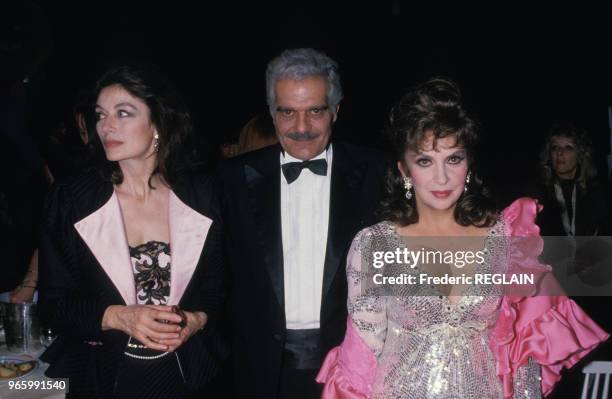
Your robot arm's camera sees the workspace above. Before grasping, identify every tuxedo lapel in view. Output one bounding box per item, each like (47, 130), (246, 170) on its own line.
(167, 191), (213, 305)
(321, 144), (367, 301)
(246, 146), (285, 310)
(74, 192), (136, 305)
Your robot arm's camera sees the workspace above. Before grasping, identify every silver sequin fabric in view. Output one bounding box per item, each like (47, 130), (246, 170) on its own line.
(347, 221), (542, 399)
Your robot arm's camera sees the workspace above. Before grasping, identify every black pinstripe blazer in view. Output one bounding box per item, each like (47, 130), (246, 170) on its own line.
(38, 171), (228, 397)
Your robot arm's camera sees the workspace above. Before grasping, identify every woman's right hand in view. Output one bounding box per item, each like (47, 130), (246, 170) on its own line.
(101, 305), (183, 351)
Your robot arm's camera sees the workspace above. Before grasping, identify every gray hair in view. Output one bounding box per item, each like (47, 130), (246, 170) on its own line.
(266, 48), (343, 115)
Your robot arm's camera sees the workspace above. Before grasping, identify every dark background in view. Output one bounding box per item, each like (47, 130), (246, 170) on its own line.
(3, 2), (611, 395)
(4, 1), (612, 202)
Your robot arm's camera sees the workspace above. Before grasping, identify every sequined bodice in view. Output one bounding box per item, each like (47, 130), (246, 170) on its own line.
(348, 221), (541, 399)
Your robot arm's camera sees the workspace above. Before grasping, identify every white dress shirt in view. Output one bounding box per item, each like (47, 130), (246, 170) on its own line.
(280, 145), (332, 329)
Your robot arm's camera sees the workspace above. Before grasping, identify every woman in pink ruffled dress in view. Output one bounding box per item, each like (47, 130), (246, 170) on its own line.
(317, 78), (608, 398)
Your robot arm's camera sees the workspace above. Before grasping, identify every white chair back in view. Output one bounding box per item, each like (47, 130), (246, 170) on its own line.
(582, 361), (612, 399)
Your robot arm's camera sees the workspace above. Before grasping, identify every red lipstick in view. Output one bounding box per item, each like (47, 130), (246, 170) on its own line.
(104, 140), (123, 148)
(431, 190), (452, 198)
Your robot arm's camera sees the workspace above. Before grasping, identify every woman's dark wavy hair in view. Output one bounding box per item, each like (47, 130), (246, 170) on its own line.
(380, 77), (498, 227)
(89, 63), (197, 189)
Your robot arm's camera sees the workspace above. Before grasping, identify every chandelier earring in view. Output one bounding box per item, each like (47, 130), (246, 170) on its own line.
(403, 176), (413, 200)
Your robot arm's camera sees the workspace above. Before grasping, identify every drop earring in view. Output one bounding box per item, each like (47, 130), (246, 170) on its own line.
(403, 176), (413, 200)
(153, 132), (160, 153)
(464, 171), (471, 193)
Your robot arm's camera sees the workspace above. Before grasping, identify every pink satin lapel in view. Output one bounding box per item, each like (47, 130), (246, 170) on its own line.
(167, 191), (212, 305)
(74, 190), (213, 306)
(74, 192), (136, 305)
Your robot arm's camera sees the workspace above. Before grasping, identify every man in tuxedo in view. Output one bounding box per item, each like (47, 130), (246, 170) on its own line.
(217, 48), (387, 399)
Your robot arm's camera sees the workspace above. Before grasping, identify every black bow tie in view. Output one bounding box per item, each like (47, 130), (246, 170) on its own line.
(281, 159), (328, 184)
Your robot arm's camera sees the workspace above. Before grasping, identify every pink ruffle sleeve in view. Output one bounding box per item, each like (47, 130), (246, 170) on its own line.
(491, 197), (610, 398)
(316, 318), (377, 399)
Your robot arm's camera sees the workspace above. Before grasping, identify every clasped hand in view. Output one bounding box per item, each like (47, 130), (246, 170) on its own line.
(102, 305), (207, 352)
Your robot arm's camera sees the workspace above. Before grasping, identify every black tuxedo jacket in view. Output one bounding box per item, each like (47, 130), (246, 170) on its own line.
(38, 171), (228, 397)
(216, 142), (388, 398)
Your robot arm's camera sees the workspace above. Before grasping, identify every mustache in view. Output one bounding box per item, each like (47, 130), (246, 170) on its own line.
(286, 131), (320, 141)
